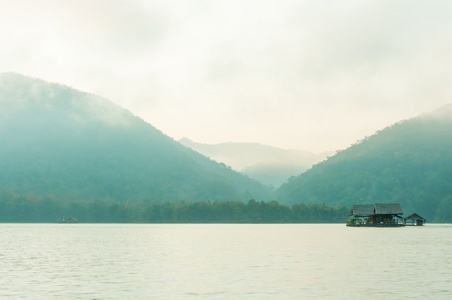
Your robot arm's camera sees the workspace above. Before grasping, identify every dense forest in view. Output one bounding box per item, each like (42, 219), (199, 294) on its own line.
(0, 192), (347, 223)
(277, 105), (452, 222)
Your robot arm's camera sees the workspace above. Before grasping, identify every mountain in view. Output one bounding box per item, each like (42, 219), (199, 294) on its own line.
(276, 105), (452, 222)
(0, 73), (271, 203)
(179, 138), (327, 188)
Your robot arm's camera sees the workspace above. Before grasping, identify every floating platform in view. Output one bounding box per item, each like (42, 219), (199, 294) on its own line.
(346, 223), (405, 227)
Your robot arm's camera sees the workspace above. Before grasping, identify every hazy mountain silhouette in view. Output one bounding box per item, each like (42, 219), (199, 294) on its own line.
(179, 138), (328, 188)
(276, 104), (452, 222)
(0, 73), (271, 203)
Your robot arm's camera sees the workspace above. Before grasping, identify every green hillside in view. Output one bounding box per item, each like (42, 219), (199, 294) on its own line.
(0, 73), (271, 204)
(276, 105), (452, 222)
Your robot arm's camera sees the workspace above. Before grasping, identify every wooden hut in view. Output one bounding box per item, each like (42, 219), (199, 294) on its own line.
(369, 203), (403, 225)
(403, 213), (426, 226)
(348, 205), (374, 225)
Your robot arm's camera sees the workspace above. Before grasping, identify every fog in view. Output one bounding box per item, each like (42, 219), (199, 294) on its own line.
(1, 0), (451, 152)
(0, 73), (135, 127)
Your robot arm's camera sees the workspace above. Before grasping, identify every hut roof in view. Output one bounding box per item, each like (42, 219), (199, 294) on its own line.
(374, 203), (403, 215)
(349, 204), (374, 217)
(403, 213), (426, 221)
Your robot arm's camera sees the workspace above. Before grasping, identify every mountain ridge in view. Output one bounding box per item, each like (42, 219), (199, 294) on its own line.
(276, 104), (452, 222)
(0, 73), (271, 203)
(179, 137), (328, 187)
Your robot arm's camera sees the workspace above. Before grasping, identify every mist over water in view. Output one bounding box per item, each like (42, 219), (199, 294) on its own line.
(1, 224), (451, 299)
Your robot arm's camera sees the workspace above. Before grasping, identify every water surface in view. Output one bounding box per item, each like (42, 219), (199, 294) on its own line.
(1, 224), (451, 299)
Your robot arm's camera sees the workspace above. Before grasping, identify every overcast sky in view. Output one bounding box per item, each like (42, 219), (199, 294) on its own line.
(1, 0), (451, 152)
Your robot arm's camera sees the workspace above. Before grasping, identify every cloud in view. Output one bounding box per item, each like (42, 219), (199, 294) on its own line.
(1, 0), (452, 152)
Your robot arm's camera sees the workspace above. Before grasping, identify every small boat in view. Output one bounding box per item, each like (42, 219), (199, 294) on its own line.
(57, 216), (78, 223)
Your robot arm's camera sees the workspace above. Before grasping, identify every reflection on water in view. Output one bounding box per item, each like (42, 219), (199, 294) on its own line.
(1, 224), (451, 299)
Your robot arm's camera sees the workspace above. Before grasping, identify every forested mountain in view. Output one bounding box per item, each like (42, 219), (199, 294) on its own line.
(276, 105), (452, 222)
(5, 72), (451, 223)
(0, 73), (271, 204)
(179, 138), (327, 188)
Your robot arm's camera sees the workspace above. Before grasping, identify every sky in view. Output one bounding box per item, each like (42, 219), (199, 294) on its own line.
(1, 0), (451, 153)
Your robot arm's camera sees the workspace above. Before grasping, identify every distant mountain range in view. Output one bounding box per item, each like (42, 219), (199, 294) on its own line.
(276, 104), (452, 222)
(2, 72), (451, 223)
(0, 73), (271, 203)
(179, 138), (328, 187)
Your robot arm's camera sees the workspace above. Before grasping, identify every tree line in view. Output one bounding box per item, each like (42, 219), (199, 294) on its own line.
(0, 193), (348, 223)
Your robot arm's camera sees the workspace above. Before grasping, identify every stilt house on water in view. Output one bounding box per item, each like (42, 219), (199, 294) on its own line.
(403, 213), (426, 226)
(346, 203), (405, 227)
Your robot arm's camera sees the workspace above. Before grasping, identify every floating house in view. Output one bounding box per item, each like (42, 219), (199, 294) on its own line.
(403, 213), (426, 226)
(347, 203), (404, 227)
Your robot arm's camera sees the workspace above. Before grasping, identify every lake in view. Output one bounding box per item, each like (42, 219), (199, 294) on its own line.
(1, 224), (451, 299)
